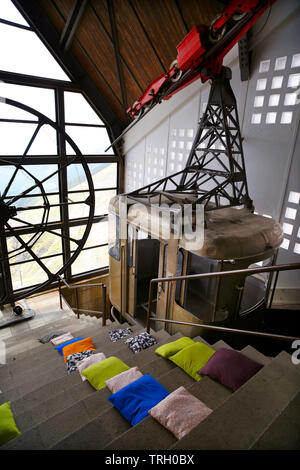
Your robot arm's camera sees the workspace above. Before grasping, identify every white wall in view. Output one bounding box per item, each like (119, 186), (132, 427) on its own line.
(123, 0), (300, 288)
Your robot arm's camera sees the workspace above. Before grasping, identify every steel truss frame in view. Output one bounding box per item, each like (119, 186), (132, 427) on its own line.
(127, 66), (253, 213)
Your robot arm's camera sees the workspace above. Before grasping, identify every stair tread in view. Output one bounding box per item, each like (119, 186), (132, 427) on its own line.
(0, 326), (159, 403)
(2, 331), (182, 449)
(250, 390), (300, 450)
(170, 351), (300, 450)
(0, 322), (136, 384)
(3, 329), (179, 417)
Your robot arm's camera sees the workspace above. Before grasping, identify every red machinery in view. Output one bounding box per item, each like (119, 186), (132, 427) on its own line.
(127, 0), (275, 119)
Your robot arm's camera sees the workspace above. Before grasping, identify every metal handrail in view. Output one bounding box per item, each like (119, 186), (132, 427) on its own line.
(57, 275), (107, 327)
(146, 262), (300, 342)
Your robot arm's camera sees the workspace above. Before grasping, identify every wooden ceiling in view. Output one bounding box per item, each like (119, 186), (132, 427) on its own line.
(14, 0), (223, 142)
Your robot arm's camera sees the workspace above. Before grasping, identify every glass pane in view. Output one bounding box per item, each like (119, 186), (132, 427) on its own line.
(0, 0), (29, 26)
(66, 126), (114, 155)
(7, 230), (62, 263)
(68, 189), (116, 219)
(0, 122), (38, 155)
(69, 220), (108, 251)
(71, 245), (109, 275)
(10, 255), (63, 290)
(0, 164), (59, 198)
(0, 23), (70, 80)
(0, 82), (56, 120)
(95, 189), (116, 216)
(67, 163), (117, 191)
(64, 92), (104, 125)
(9, 195), (61, 228)
(27, 124), (57, 155)
(11, 260), (48, 290)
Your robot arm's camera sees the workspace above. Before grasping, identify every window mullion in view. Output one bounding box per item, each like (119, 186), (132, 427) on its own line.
(55, 87), (71, 281)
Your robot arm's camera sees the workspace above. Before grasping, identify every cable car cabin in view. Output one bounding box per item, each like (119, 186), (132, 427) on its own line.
(108, 193), (283, 339)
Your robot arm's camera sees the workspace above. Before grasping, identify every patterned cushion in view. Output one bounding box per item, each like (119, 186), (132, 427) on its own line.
(65, 350), (94, 374)
(105, 367), (143, 393)
(124, 332), (156, 353)
(76, 352), (106, 381)
(149, 386), (212, 439)
(109, 328), (132, 342)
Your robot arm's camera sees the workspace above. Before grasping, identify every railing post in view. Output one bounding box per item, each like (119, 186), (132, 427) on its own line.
(146, 281), (154, 334)
(268, 270), (279, 309)
(75, 287), (79, 319)
(58, 276), (63, 310)
(102, 284), (107, 327)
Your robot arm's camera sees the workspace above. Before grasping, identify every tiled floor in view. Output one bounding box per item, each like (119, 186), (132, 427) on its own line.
(0, 289), (72, 342)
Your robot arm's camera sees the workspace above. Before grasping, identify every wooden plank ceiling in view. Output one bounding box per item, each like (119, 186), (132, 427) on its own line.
(36, 0), (221, 129)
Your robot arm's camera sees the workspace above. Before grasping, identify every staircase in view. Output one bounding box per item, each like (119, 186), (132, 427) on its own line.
(0, 309), (299, 451)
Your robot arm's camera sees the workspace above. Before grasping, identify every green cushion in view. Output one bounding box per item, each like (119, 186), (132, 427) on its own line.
(155, 337), (195, 358)
(169, 342), (216, 381)
(0, 401), (21, 446)
(81, 356), (130, 390)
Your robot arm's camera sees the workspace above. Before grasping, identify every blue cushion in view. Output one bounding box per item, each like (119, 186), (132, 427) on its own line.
(107, 374), (169, 426)
(54, 337), (84, 356)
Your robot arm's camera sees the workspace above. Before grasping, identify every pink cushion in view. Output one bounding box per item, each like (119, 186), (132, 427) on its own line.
(105, 367), (143, 393)
(76, 352), (106, 381)
(149, 386), (212, 439)
(50, 333), (74, 345)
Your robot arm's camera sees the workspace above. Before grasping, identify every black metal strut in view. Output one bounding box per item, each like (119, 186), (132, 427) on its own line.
(126, 66), (253, 213)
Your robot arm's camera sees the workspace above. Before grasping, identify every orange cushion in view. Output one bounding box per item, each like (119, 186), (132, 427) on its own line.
(62, 337), (95, 363)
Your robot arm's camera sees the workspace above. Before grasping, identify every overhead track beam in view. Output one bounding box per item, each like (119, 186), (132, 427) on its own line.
(107, 0), (129, 122)
(59, 0), (89, 51)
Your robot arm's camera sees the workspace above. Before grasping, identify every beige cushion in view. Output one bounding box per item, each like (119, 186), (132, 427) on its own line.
(50, 332), (74, 345)
(149, 386), (212, 439)
(105, 367), (143, 393)
(76, 352), (106, 381)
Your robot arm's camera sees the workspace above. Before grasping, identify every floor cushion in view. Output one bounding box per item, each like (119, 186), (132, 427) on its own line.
(51, 332), (74, 345)
(108, 374), (170, 426)
(65, 350), (94, 374)
(124, 332), (156, 353)
(197, 348), (263, 391)
(155, 337), (195, 358)
(54, 337), (84, 356)
(76, 352), (106, 381)
(62, 337), (95, 364)
(109, 328), (132, 342)
(0, 402), (21, 446)
(105, 367), (143, 393)
(81, 356), (130, 390)
(169, 342), (215, 381)
(149, 386), (212, 439)
(38, 330), (67, 344)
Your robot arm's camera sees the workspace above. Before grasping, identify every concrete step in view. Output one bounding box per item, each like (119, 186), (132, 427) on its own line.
(0, 321), (135, 383)
(0, 322), (127, 385)
(104, 340), (263, 451)
(2, 330), (178, 449)
(250, 390), (300, 450)
(5, 332), (184, 421)
(2, 313), (89, 346)
(170, 351), (300, 450)
(2, 318), (105, 364)
(0, 325), (158, 404)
